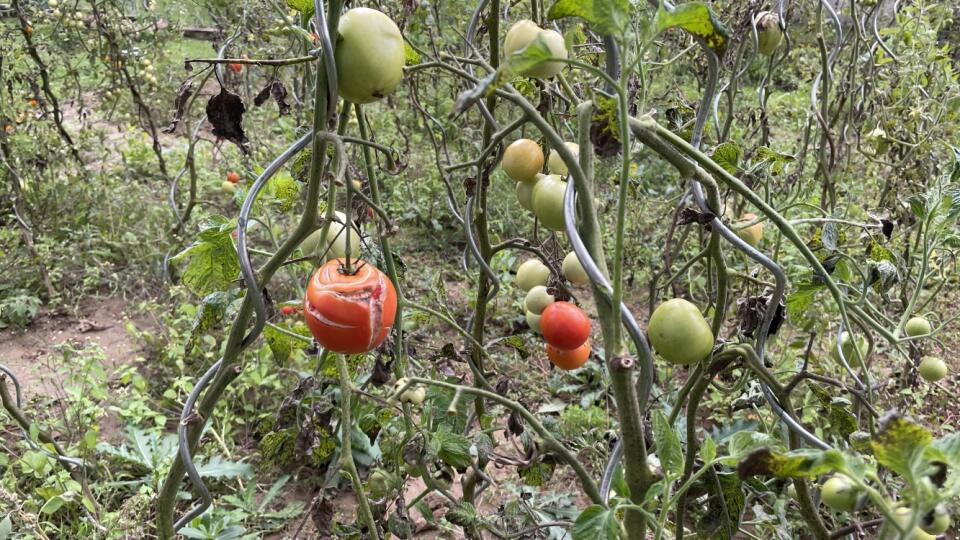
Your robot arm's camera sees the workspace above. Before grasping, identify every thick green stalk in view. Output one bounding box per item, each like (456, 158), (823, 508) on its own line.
(155, 3), (343, 536)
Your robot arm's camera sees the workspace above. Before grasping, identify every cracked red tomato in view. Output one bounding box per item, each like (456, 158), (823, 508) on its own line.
(304, 258), (397, 354)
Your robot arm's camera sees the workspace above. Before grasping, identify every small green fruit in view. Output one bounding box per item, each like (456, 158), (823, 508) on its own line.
(562, 251), (589, 285)
(524, 285), (555, 315)
(820, 476), (858, 512)
(516, 259), (550, 292)
(905, 316), (932, 337)
(531, 174), (567, 231)
(221, 180), (236, 193)
(648, 299), (714, 365)
(921, 504), (951, 535)
(516, 179), (537, 211)
(526, 310), (541, 333)
(334, 8), (405, 104)
(756, 11), (783, 56)
(918, 356), (948, 382)
(831, 332), (867, 364)
(547, 142), (580, 176)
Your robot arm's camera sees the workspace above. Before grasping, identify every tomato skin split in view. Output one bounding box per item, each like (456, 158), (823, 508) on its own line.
(304, 258), (397, 354)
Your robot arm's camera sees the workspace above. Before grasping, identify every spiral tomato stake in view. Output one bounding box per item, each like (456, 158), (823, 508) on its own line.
(304, 258), (398, 354)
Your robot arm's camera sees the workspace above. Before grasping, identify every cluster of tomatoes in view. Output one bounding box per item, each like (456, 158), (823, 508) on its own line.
(515, 255), (595, 370)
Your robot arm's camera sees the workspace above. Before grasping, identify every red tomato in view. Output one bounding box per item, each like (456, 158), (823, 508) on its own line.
(280, 305), (296, 315)
(540, 301), (590, 350)
(226, 171), (241, 183)
(228, 63), (243, 73)
(547, 341), (590, 370)
(304, 258), (397, 354)
(366, 207), (374, 219)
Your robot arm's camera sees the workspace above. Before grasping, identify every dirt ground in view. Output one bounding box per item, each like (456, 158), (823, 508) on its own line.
(0, 297), (154, 439)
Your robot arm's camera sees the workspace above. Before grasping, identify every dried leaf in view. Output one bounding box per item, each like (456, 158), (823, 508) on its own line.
(163, 80), (194, 134)
(206, 87), (248, 151)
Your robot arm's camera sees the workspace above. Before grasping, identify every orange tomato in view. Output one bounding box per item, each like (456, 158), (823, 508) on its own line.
(547, 341), (590, 370)
(304, 258), (397, 354)
(228, 62), (243, 73)
(226, 171), (241, 183)
(540, 301), (590, 350)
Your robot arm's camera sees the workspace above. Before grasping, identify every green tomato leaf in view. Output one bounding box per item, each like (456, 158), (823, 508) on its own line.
(186, 290), (235, 351)
(754, 146), (796, 176)
(264, 321), (310, 364)
(286, 0), (313, 17)
(267, 172), (300, 212)
(429, 425), (473, 470)
(653, 410), (684, 478)
(653, 2), (730, 56)
(870, 414), (932, 480)
(699, 471), (744, 539)
(711, 142), (742, 175)
(547, 0), (629, 36)
(572, 505), (621, 540)
(40, 496), (66, 515)
(170, 216), (240, 297)
(737, 448), (843, 478)
(445, 502), (479, 528)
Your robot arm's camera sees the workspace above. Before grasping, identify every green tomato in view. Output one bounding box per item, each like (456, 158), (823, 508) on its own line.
(918, 357), (948, 382)
(516, 179), (536, 211)
(905, 316), (932, 337)
(831, 332), (867, 364)
(648, 298), (714, 365)
(921, 504), (951, 535)
(503, 20), (568, 79)
(367, 468), (395, 499)
(524, 285), (555, 315)
(562, 251), (590, 285)
(221, 180), (236, 193)
(756, 11), (783, 56)
(300, 211), (362, 260)
(820, 476), (858, 512)
(503, 139), (544, 183)
(547, 142), (580, 176)
(526, 310), (541, 333)
(334, 8), (405, 104)
(531, 174), (567, 231)
(516, 259), (550, 291)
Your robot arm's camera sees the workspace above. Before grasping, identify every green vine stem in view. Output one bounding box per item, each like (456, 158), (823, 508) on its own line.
(335, 353), (381, 538)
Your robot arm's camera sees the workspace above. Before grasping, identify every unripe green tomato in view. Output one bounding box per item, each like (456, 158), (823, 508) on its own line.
(503, 20), (567, 78)
(334, 8), (405, 104)
(905, 316), (932, 337)
(562, 251), (589, 285)
(221, 180), (236, 193)
(504, 20), (540, 58)
(820, 476), (858, 512)
(547, 142), (580, 176)
(300, 211), (362, 259)
(502, 139), (544, 183)
(648, 299), (714, 365)
(524, 285), (555, 315)
(918, 356), (947, 382)
(756, 11), (783, 56)
(831, 332), (867, 364)
(892, 507), (938, 540)
(735, 213), (763, 248)
(367, 468), (394, 499)
(516, 259), (550, 291)
(516, 179), (537, 211)
(526, 310), (541, 333)
(531, 174), (567, 231)
(921, 504), (951, 535)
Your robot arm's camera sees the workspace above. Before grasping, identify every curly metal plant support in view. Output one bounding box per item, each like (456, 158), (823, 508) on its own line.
(563, 179), (658, 502)
(691, 49), (831, 451)
(173, 359), (223, 530)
